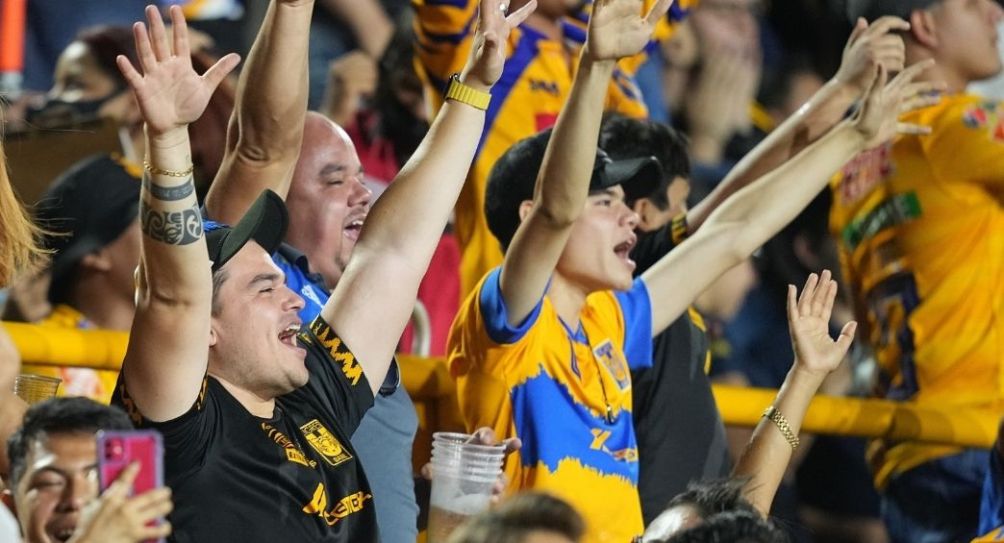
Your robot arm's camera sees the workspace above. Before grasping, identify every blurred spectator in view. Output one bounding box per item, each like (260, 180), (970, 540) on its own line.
(448, 492), (585, 543)
(25, 25), (234, 199)
(832, 0), (1004, 540)
(21, 1), (148, 91)
(5, 397), (170, 543)
(20, 155), (141, 404)
(657, 510), (787, 543)
(0, 123), (45, 286)
(308, 0), (403, 109)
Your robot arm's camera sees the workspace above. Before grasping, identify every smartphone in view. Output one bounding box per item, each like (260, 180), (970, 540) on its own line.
(97, 430), (164, 495)
(96, 430), (165, 542)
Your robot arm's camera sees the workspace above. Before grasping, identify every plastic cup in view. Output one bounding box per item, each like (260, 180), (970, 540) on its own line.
(14, 374), (61, 405)
(427, 432), (505, 542)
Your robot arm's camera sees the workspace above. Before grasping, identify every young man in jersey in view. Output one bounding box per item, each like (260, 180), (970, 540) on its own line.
(598, 16), (917, 522)
(112, 2), (526, 541)
(835, 0), (1004, 540)
(413, 0), (696, 298)
(448, 2), (928, 536)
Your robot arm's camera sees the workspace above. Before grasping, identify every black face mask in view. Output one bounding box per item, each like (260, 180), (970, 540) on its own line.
(25, 90), (120, 128)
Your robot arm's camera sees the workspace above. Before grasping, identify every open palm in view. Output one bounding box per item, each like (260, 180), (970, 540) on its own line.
(854, 59), (938, 148)
(117, 5), (239, 136)
(462, 0), (537, 89)
(786, 270), (857, 377)
(586, 0), (674, 61)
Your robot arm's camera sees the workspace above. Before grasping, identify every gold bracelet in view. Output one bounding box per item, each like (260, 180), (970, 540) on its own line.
(143, 160), (194, 178)
(763, 405), (800, 450)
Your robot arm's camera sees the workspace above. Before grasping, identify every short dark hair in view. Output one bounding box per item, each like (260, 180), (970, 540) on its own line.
(449, 492), (585, 543)
(661, 510), (788, 543)
(485, 129), (553, 253)
(600, 115), (690, 210)
(7, 397), (133, 485)
(666, 478), (758, 519)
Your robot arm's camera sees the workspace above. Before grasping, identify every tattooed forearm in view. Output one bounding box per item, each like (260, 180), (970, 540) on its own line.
(141, 202), (204, 245)
(142, 174), (196, 201)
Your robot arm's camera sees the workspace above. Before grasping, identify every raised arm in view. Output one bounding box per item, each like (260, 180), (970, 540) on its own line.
(501, 0), (672, 323)
(204, 0), (313, 224)
(120, 6), (241, 422)
(642, 60), (933, 335)
(322, 0), (536, 395)
(687, 16), (941, 232)
(734, 270), (856, 515)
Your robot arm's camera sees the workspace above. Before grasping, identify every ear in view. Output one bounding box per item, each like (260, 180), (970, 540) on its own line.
(80, 250), (112, 273)
(209, 322), (219, 347)
(517, 200), (534, 222)
(909, 8), (939, 48)
(632, 199), (654, 230)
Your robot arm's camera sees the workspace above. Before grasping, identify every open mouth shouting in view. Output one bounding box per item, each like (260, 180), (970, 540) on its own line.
(278, 322), (306, 357)
(614, 235), (637, 271)
(343, 212), (367, 242)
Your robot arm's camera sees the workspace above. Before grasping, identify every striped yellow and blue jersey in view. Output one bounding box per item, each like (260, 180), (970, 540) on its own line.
(448, 268), (653, 543)
(413, 0), (697, 297)
(829, 94), (1004, 489)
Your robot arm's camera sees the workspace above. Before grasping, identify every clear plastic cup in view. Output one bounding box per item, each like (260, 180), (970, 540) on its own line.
(14, 374), (61, 405)
(427, 432), (505, 543)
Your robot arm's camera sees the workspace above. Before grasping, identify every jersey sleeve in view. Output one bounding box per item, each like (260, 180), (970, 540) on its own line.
(478, 267), (545, 345)
(113, 375), (220, 481)
(923, 98), (1004, 188)
(614, 278), (653, 370)
(297, 316), (376, 436)
(412, 0), (479, 89)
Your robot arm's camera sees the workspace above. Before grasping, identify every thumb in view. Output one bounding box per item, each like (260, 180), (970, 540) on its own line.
(848, 17), (868, 44)
(203, 52), (241, 90)
(835, 321), (858, 353)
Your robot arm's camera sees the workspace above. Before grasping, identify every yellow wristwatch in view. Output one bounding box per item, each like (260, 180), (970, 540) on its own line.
(444, 74), (491, 111)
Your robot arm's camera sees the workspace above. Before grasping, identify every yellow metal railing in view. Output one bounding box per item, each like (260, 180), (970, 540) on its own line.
(4, 321), (999, 450)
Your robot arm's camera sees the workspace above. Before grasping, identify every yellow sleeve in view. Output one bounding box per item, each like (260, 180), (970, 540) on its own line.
(412, 0), (478, 86)
(923, 98), (1004, 188)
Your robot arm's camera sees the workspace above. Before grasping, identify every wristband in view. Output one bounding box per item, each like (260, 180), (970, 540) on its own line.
(444, 74), (491, 111)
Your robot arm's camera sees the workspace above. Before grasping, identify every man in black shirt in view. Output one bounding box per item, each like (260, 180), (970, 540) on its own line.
(111, 2), (530, 541)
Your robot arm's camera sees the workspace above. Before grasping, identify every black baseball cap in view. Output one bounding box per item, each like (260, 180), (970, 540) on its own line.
(204, 189), (288, 273)
(846, 0), (940, 21)
(485, 128), (663, 251)
(36, 155), (141, 303)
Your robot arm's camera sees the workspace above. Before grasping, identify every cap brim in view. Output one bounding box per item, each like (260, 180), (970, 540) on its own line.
(210, 190), (288, 273)
(599, 156), (664, 202)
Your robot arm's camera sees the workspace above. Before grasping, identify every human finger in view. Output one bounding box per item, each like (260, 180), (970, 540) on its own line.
(145, 5), (172, 61)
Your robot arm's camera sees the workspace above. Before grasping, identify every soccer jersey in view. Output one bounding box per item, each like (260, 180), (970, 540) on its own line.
(980, 446), (1004, 538)
(115, 317), (377, 542)
(22, 304), (119, 404)
(829, 93), (1004, 489)
(448, 268), (653, 543)
(413, 0), (696, 296)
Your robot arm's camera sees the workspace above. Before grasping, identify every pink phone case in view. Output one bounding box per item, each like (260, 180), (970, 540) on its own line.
(96, 430), (165, 542)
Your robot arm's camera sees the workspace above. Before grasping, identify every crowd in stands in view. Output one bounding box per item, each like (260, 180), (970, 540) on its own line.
(0, 0), (1002, 542)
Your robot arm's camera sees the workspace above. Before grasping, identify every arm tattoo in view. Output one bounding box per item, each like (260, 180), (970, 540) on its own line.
(142, 174), (195, 201)
(141, 202), (204, 245)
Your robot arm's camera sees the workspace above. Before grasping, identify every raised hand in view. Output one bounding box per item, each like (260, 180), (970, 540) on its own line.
(786, 270), (857, 378)
(68, 463), (173, 543)
(585, 0), (674, 62)
(834, 17), (909, 94)
(460, 0), (537, 91)
(116, 5), (240, 136)
(852, 59), (939, 148)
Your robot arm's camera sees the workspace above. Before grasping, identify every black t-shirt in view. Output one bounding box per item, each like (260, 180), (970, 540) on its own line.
(114, 317), (377, 543)
(630, 216), (732, 524)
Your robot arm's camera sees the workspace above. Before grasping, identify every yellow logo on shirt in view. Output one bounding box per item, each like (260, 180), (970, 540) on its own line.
(300, 419), (353, 466)
(302, 482), (372, 526)
(593, 340), (630, 390)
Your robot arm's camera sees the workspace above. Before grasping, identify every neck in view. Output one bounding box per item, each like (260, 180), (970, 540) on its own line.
(524, 10), (564, 42)
(906, 47), (971, 94)
(212, 372), (277, 418)
(69, 281), (135, 331)
(547, 273), (590, 329)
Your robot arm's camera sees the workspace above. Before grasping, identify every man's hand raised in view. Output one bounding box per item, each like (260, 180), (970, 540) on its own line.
(460, 0), (537, 92)
(584, 0), (674, 62)
(116, 5), (240, 136)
